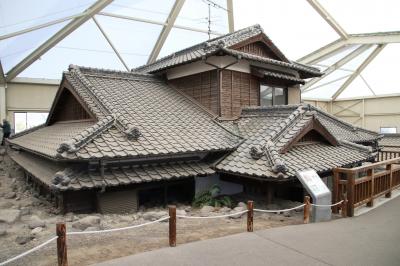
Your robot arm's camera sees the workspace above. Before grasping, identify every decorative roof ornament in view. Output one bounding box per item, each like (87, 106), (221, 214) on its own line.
(125, 126), (141, 141)
(250, 146), (264, 159)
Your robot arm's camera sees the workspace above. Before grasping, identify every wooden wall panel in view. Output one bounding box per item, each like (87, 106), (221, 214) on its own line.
(236, 42), (278, 59)
(169, 70), (219, 115)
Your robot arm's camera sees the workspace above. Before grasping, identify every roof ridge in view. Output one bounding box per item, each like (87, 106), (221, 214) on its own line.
(339, 139), (373, 153)
(8, 124), (45, 139)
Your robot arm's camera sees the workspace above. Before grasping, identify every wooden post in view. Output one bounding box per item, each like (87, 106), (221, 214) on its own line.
(347, 172), (355, 217)
(247, 200), (254, 232)
(386, 164), (393, 198)
(169, 205), (176, 247)
(367, 168), (374, 207)
(56, 223), (68, 266)
(303, 196), (310, 224)
(332, 169), (339, 214)
(341, 193), (348, 218)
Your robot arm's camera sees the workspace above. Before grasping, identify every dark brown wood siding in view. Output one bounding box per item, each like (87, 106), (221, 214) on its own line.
(169, 70), (219, 114)
(49, 88), (91, 124)
(220, 70), (260, 118)
(235, 41), (278, 59)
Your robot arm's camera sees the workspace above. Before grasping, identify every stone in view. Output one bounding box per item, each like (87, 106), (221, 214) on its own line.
(85, 226), (99, 232)
(142, 211), (168, 221)
(72, 215), (101, 230)
(15, 235), (34, 245)
(176, 209), (187, 217)
(28, 217), (46, 229)
(219, 207), (231, 213)
(0, 209), (20, 223)
(237, 202), (246, 208)
(20, 207), (31, 216)
(31, 227), (43, 235)
(229, 206), (246, 219)
(4, 192), (16, 199)
(200, 205), (214, 217)
(0, 202), (14, 209)
(283, 211), (292, 217)
(0, 229), (6, 237)
(0, 149), (5, 156)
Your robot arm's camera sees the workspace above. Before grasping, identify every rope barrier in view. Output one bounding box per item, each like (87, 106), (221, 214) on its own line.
(67, 216), (170, 235)
(254, 204), (306, 213)
(177, 210), (249, 219)
(311, 200), (344, 207)
(0, 236), (58, 266)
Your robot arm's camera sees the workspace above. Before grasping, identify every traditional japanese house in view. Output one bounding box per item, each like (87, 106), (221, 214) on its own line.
(7, 25), (381, 213)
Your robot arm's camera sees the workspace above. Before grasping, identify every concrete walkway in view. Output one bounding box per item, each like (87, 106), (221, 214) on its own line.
(97, 197), (400, 266)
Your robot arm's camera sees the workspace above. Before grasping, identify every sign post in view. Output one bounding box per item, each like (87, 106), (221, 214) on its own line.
(296, 169), (331, 222)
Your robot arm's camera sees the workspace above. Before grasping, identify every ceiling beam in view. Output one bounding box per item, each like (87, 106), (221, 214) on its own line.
(301, 44), (372, 91)
(297, 39), (347, 65)
(332, 44), (386, 100)
(347, 32), (400, 44)
(306, 0), (348, 39)
(98, 12), (222, 36)
(0, 13), (85, 41)
(5, 0), (114, 82)
(0, 60), (5, 85)
(92, 17), (130, 71)
(147, 0), (185, 64)
(227, 0), (234, 33)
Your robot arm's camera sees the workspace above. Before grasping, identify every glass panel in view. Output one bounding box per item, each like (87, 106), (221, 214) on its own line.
(274, 88), (286, 105)
(260, 84), (273, 107)
(380, 127), (397, 134)
(14, 113), (27, 133)
(27, 113), (48, 128)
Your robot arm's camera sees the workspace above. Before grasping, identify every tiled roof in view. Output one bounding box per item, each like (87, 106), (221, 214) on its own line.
(251, 67), (305, 85)
(9, 66), (240, 160)
(135, 25), (321, 79)
(379, 134), (400, 147)
(10, 151), (214, 191)
(216, 104), (378, 179)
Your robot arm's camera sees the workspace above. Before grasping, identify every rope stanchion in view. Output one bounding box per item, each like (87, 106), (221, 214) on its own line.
(177, 210), (248, 219)
(0, 236), (58, 266)
(67, 216), (170, 235)
(254, 204), (305, 213)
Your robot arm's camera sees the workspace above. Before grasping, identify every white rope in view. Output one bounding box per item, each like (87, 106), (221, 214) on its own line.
(177, 210), (248, 219)
(0, 236), (58, 266)
(254, 204), (306, 213)
(67, 216), (170, 235)
(311, 200), (344, 207)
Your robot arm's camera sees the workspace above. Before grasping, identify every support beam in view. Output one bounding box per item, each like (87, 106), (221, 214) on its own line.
(297, 39), (347, 65)
(360, 74), (376, 96)
(0, 61), (5, 120)
(332, 44), (386, 100)
(0, 14), (85, 41)
(98, 12), (222, 36)
(301, 44), (372, 91)
(5, 0), (114, 82)
(92, 17), (130, 71)
(0, 60), (5, 85)
(348, 31), (400, 44)
(303, 74), (351, 92)
(227, 0), (234, 33)
(147, 0), (185, 64)
(306, 0), (348, 39)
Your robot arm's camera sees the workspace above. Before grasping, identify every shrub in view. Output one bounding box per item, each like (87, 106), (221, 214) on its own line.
(192, 184), (233, 208)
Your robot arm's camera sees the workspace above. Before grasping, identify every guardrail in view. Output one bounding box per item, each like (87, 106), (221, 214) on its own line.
(378, 150), (400, 161)
(333, 157), (400, 217)
(0, 197), (347, 266)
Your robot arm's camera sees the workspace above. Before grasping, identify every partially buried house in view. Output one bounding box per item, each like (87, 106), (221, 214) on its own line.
(7, 25), (381, 213)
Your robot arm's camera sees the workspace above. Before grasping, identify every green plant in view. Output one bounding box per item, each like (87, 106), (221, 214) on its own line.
(192, 184), (233, 208)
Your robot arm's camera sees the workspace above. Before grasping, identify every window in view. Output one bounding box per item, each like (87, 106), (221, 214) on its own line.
(380, 127), (397, 134)
(14, 112), (49, 134)
(260, 84), (287, 106)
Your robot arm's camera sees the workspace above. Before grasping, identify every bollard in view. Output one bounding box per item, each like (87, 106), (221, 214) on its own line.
(341, 196), (348, 218)
(247, 201), (254, 232)
(56, 223), (68, 266)
(169, 205), (176, 247)
(303, 196), (310, 224)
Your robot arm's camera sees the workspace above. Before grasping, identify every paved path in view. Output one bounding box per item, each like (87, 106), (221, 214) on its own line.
(97, 197), (400, 266)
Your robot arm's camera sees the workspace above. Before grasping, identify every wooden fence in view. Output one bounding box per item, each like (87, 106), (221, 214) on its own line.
(333, 157), (400, 217)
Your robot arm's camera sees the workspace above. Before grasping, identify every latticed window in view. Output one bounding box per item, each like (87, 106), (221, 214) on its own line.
(260, 84), (287, 106)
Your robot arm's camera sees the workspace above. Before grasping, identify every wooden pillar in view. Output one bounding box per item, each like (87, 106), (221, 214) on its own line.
(266, 183), (274, 204)
(303, 196), (310, 224)
(367, 168), (374, 207)
(169, 205), (176, 247)
(247, 201), (254, 232)
(332, 169), (339, 214)
(56, 223), (68, 266)
(386, 164), (393, 198)
(347, 173), (355, 217)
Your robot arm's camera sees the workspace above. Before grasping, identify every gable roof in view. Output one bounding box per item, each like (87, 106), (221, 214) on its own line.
(8, 65), (241, 160)
(135, 25), (321, 79)
(216, 104), (379, 180)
